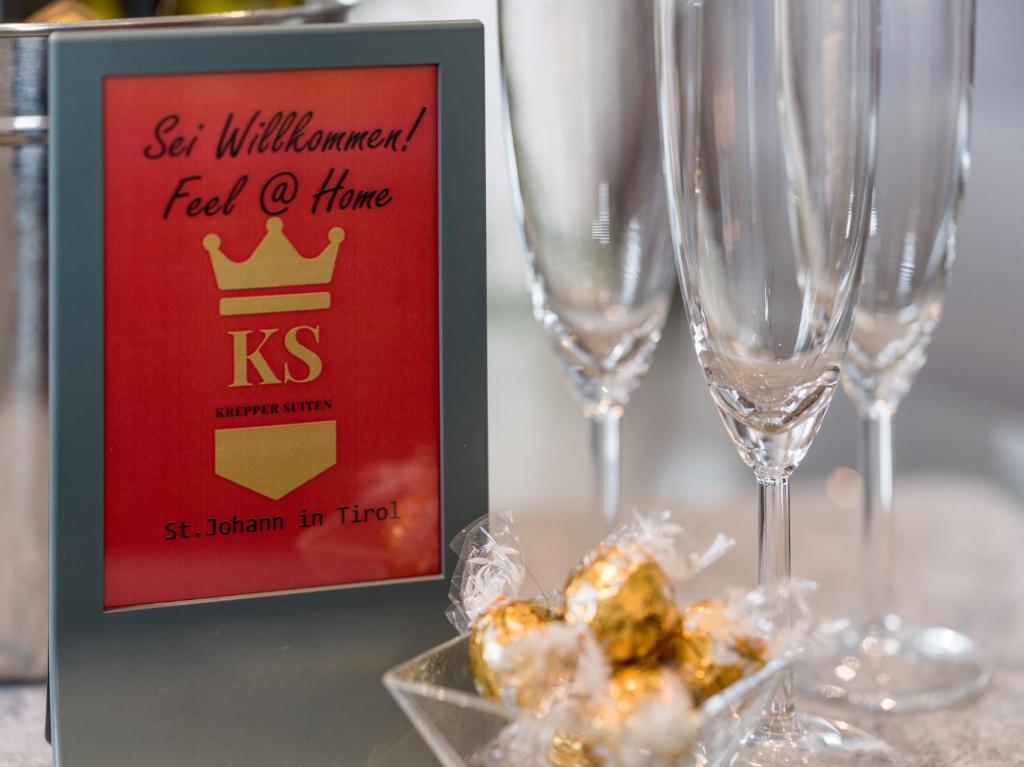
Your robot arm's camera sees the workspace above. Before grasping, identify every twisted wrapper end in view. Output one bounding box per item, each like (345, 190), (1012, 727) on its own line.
(446, 511), (529, 633)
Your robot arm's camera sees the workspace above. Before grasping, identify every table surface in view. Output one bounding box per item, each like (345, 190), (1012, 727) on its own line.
(6, 473), (1023, 766)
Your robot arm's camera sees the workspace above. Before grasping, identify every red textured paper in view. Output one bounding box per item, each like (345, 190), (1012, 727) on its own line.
(103, 66), (440, 609)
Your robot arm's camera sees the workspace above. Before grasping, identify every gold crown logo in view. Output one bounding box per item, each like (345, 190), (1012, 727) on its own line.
(203, 217), (345, 316)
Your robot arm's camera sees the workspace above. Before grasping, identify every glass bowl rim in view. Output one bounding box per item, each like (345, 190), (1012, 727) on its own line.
(383, 631), (795, 724)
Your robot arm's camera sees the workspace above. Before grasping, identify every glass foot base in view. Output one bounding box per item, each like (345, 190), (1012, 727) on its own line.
(797, 616), (992, 713)
(730, 712), (900, 767)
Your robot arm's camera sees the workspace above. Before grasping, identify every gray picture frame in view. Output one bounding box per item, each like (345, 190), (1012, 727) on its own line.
(49, 22), (486, 766)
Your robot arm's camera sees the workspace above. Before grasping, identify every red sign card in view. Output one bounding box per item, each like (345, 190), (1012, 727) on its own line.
(102, 66), (441, 609)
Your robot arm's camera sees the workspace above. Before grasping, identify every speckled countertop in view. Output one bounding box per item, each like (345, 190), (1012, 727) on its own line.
(3, 475), (1023, 766)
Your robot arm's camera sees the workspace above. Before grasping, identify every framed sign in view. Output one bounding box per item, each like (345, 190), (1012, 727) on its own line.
(49, 22), (485, 766)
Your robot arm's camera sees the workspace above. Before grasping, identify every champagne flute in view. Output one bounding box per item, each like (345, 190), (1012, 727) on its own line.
(498, 0), (677, 540)
(659, 1), (898, 763)
(798, 0), (989, 713)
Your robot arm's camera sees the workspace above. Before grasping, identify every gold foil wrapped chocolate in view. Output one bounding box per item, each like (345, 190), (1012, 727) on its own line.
(546, 731), (605, 767)
(25, 0), (100, 22)
(601, 664), (675, 725)
(591, 664), (696, 763)
(453, 512), (782, 765)
(661, 600), (768, 705)
(468, 599), (560, 708)
(563, 545), (677, 663)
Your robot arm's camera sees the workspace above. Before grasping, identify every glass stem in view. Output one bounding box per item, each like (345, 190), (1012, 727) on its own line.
(862, 403), (895, 633)
(758, 476), (796, 729)
(588, 409), (622, 538)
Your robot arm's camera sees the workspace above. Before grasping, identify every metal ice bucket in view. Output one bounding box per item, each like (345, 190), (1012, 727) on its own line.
(0, 0), (357, 681)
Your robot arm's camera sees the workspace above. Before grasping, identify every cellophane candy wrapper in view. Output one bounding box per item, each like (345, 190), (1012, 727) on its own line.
(446, 510), (533, 634)
(601, 511), (735, 582)
(447, 511), (814, 767)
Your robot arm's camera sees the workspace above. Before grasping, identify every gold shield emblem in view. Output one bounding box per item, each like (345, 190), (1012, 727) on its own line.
(214, 420), (336, 500)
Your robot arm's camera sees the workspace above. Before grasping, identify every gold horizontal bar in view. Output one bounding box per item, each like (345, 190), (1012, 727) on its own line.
(219, 292), (331, 317)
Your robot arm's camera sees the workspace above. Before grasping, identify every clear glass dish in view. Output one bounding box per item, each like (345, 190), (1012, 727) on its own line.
(384, 633), (793, 767)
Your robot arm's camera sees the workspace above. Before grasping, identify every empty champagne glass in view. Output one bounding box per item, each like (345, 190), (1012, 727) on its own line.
(499, 0), (677, 540)
(659, 1), (898, 763)
(798, 0), (989, 713)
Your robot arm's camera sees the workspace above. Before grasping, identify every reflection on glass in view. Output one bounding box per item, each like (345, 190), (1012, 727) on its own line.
(798, 0), (990, 714)
(659, 0), (898, 764)
(499, 0), (677, 539)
